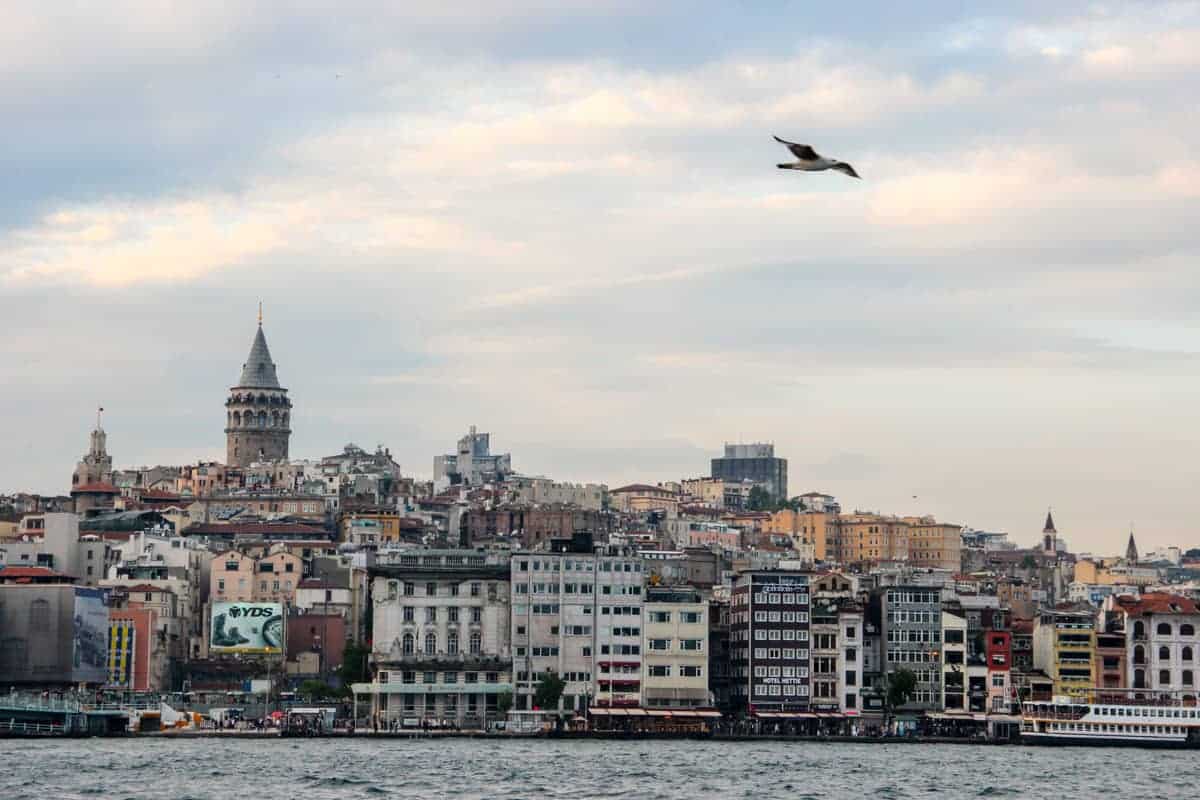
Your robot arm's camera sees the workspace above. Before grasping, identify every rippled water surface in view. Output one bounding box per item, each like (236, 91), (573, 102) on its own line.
(1, 738), (1195, 799)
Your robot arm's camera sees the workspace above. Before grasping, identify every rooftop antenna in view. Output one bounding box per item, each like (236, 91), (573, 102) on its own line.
(258, 301), (263, 327)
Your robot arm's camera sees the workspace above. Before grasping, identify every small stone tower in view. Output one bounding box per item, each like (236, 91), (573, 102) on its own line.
(225, 309), (291, 466)
(1042, 509), (1057, 554)
(72, 406), (113, 487)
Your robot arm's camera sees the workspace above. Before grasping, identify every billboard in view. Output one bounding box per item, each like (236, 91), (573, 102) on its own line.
(108, 621), (137, 688)
(72, 587), (109, 684)
(210, 602), (284, 654)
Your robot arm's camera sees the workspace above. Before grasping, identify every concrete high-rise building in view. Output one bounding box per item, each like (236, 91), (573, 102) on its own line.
(710, 443), (788, 502)
(225, 313), (292, 467)
(433, 426), (512, 488)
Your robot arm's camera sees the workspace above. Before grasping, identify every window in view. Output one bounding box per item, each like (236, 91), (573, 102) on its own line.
(447, 632), (459, 656)
(1160, 646), (1171, 661)
(680, 639), (702, 652)
(680, 666), (703, 678)
(845, 670), (857, 686)
(1185, 646), (1194, 662)
(1158, 623), (1173, 636)
(649, 665), (671, 677)
(1183, 624), (1195, 637)
(423, 671), (437, 684)
(218, 579), (225, 592)
(472, 607), (482, 624)
(1184, 671), (1194, 686)
(402, 633), (414, 656)
(425, 632), (437, 655)
(649, 639), (671, 651)
(449, 606), (460, 623)
(403, 606), (414, 623)
(681, 612), (702, 624)
(470, 632), (482, 655)
(403, 582), (414, 596)
(1160, 669), (1171, 685)
(426, 607), (437, 623)
(650, 611), (671, 623)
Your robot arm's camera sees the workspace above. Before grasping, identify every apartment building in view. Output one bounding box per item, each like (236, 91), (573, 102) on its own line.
(641, 587), (709, 708)
(878, 586), (944, 712)
(1033, 605), (1096, 699)
(510, 540), (645, 712)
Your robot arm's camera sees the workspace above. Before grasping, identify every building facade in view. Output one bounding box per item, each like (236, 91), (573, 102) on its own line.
(510, 544), (645, 712)
(641, 587), (709, 708)
(359, 550), (512, 727)
(710, 443), (788, 503)
(879, 586), (943, 711)
(730, 571), (811, 712)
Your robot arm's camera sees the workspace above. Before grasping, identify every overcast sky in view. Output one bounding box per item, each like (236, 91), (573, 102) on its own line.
(3, 2), (1199, 554)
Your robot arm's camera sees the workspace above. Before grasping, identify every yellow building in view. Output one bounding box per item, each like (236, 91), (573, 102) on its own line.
(1033, 606), (1097, 699)
(828, 513), (909, 564)
(902, 516), (962, 571)
(340, 510), (405, 542)
(609, 483), (680, 514)
(1074, 558), (1159, 587)
(765, 509), (832, 560)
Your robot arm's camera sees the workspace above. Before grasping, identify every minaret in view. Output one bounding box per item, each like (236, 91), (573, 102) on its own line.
(224, 307), (292, 467)
(1125, 528), (1138, 564)
(1042, 509), (1057, 554)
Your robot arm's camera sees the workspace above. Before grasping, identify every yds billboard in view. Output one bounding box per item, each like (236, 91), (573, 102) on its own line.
(107, 621), (137, 688)
(210, 602), (284, 654)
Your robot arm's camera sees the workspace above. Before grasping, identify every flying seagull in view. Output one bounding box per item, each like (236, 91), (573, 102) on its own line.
(774, 136), (860, 179)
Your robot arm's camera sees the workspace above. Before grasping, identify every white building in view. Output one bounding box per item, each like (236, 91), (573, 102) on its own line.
(1109, 593), (1200, 695)
(357, 550), (512, 728)
(510, 544), (645, 712)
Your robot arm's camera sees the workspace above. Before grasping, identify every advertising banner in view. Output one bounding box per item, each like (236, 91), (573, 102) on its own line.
(211, 602), (284, 654)
(72, 587), (110, 683)
(108, 621), (136, 688)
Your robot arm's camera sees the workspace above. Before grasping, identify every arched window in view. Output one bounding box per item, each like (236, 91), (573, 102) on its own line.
(282, 412), (289, 428)
(1183, 624), (1195, 637)
(402, 633), (414, 655)
(1160, 646), (1171, 661)
(1184, 646), (1194, 662)
(424, 632), (437, 655)
(271, 411), (280, 428)
(447, 632), (459, 656)
(1158, 622), (1173, 636)
(1184, 670), (1195, 686)
(470, 631), (482, 655)
(232, 411), (241, 427)
(1160, 669), (1171, 685)
(1134, 645), (1146, 665)
(1134, 621), (1146, 639)
(257, 411), (267, 428)
(1134, 668), (1146, 689)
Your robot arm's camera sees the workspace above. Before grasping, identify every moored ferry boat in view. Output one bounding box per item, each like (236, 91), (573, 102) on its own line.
(1021, 691), (1200, 748)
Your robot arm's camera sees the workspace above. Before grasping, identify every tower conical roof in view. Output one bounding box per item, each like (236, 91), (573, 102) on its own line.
(236, 325), (281, 388)
(1126, 530), (1138, 564)
(1043, 510), (1056, 533)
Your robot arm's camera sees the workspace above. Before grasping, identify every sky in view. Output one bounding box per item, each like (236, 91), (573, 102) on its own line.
(3, 2), (1199, 555)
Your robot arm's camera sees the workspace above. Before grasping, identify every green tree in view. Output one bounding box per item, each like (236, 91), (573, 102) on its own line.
(298, 679), (338, 701)
(496, 690), (513, 716)
(747, 486), (773, 511)
(337, 641), (371, 688)
(1020, 554), (1038, 570)
(886, 668), (918, 711)
(533, 672), (566, 710)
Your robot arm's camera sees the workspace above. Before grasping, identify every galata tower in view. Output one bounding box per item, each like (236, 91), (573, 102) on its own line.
(225, 308), (292, 466)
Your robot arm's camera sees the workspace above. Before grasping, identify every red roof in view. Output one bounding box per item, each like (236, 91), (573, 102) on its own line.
(0, 566), (73, 581)
(71, 482), (120, 494)
(1115, 592), (1199, 616)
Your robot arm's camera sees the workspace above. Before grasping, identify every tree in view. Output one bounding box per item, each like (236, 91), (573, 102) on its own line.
(298, 679), (338, 701)
(747, 486), (773, 511)
(886, 668), (918, 711)
(533, 671), (566, 710)
(496, 690), (513, 716)
(1020, 554), (1038, 570)
(337, 641), (371, 688)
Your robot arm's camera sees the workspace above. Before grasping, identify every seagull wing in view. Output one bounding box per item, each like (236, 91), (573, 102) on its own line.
(773, 136), (819, 161)
(832, 162), (861, 179)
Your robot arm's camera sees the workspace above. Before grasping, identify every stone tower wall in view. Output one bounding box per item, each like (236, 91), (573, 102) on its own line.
(225, 389), (291, 466)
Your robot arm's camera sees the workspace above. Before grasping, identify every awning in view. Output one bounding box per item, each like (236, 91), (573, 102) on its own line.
(670, 710), (699, 718)
(645, 710), (672, 717)
(694, 710), (723, 718)
(589, 708), (611, 716)
(625, 709), (648, 717)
